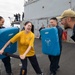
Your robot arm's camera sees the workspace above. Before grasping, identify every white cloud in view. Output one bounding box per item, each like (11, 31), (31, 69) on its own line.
(0, 0), (24, 27)
(0, 0), (24, 15)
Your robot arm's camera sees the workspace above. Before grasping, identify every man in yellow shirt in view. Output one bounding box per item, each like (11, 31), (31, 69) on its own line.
(0, 21), (43, 75)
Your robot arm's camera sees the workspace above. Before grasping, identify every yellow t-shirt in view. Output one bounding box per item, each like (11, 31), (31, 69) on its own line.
(10, 30), (35, 57)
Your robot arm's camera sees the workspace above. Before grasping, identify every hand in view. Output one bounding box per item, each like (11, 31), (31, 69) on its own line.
(0, 49), (4, 55)
(20, 53), (26, 60)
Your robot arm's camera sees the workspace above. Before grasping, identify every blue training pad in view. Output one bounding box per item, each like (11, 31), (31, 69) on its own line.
(40, 27), (60, 56)
(0, 27), (19, 59)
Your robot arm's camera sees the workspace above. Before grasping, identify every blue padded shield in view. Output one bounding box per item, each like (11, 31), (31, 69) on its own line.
(0, 27), (19, 59)
(40, 27), (60, 56)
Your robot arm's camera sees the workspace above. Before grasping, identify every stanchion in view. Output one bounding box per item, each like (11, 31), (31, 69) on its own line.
(2, 52), (20, 59)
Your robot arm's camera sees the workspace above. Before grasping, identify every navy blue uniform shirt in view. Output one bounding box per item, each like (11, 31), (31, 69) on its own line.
(56, 25), (63, 52)
(0, 26), (5, 29)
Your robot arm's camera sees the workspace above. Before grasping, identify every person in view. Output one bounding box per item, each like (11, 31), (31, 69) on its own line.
(14, 14), (18, 21)
(0, 16), (13, 75)
(18, 13), (21, 21)
(48, 17), (63, 75)
(22, 12), (24, 21)
(39, 24), (45, 39)
(0, 21), (43, 75)
(58, 9), (75, 41)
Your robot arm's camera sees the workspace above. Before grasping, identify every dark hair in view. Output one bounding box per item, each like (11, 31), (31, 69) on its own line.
(50, 17), (58, 24)
(24, 21), (32, 26)
(0, 16), (3, 20)
(50, 17), (58, 21)
(23, 21), (34, 33)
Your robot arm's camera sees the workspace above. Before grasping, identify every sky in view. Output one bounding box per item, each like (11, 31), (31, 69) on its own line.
(0, 0), (25, 27)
